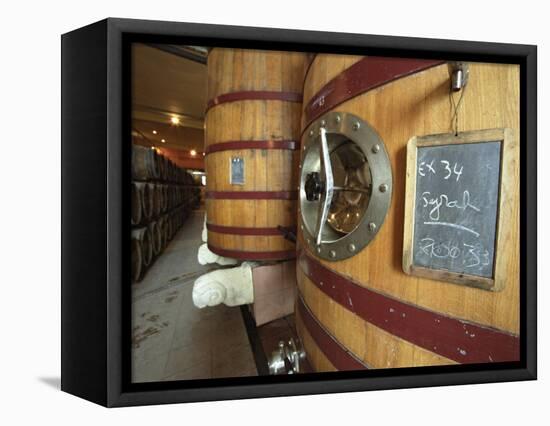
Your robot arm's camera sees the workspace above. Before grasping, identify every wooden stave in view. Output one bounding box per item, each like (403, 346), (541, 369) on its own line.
(296, 55), (520, 371)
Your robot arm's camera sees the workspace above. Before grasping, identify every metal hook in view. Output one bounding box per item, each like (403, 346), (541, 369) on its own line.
(449, 61), (469, 92)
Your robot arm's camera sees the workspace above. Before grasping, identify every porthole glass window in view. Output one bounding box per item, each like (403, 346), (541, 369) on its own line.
(327, 140), (372, 234)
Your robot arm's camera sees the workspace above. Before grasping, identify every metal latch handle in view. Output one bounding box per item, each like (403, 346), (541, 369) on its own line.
(314, 127), (334, 246)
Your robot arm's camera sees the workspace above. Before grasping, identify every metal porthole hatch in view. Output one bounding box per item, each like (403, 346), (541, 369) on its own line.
(299, 112), (393, 261)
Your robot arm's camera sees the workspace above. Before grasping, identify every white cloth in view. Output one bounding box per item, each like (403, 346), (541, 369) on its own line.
(197, 243), (238, 266)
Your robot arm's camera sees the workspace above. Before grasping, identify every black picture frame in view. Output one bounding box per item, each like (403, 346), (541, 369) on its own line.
(61, 17), (537, 407)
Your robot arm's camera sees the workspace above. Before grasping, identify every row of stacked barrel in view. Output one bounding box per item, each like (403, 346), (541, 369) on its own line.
(131, 144), (201, 283)
(131, 181), (198, 225)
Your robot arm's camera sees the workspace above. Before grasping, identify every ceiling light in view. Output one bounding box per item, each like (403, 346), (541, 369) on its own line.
(170, 116), (180, 125)
(190, 149), (197, 156)
(152, 130), (157, 135)
(150, 146), (155, 150)
(161, 139), (166, 143)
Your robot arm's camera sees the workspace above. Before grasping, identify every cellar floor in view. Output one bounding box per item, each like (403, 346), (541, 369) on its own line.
(131, 209), (257, 382)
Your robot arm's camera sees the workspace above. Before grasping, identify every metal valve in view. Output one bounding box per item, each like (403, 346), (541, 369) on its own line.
(267, 337), (306, 375)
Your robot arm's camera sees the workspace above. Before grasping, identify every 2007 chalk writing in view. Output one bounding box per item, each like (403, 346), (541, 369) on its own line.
(418, 238), (490, 269)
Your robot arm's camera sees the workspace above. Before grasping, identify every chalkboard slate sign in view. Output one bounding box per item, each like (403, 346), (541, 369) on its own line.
(403, 129), (516, 291)
(413, 141), (501, 277)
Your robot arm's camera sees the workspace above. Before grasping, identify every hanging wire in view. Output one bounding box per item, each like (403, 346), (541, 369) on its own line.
(449, 82), (467, 136)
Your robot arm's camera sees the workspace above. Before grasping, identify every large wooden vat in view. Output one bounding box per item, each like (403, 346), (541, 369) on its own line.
(205, 48), (307, 260)
(295, 55), (520, 371)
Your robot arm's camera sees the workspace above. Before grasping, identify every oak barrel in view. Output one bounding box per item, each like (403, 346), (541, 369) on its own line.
(132, 144), (159, 181)
(132, 227), (152, 271)
(295, 55), (520, 371)
(131, 182), (142, 226)
(152, 184), (162, 218)
(158, 216), (167, 250)
(134, 182), (153, 221)
(160, 184), (168, 213)
(204, 48), (308, 260)
(149, 221), (162, 256)
(131, 237), (142, 283)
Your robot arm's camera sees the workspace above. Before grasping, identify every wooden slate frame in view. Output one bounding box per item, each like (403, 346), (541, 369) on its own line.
(403, 128), (517, 291)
